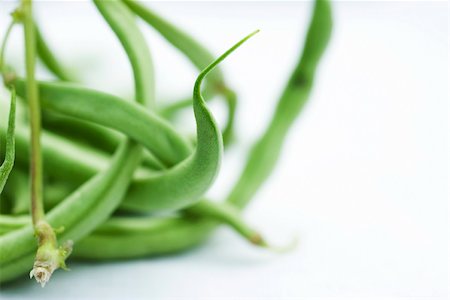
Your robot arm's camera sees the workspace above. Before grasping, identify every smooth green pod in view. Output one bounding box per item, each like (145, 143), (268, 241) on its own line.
(40, 112), (165, 170)
(0, 121), (156, 185)
(93, 0), (155, 109)
(123, 0), (223, 87)
(2, 167), (30, 214)
(12, 80), (192, 167)
(227, 0), (333, 209)
(0, 215), (28, 235)
(10, 31), (258, 212)
(10, 75), (220, 211)
(35, 24), (74, 82)
(185, 200), (265, 246)
(0, 141), (142, 283)
(123, 0), (237, 145)
(0, 0), (332, 270)
(122, 30), (259, 212)
(0, 197), (261, 247)
(0, 198), (266, 258)
(0, 89), (16, 194)
(78, 0), (333, 258)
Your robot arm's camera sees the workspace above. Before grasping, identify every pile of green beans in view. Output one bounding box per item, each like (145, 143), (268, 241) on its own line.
(0, 0), (332, 287)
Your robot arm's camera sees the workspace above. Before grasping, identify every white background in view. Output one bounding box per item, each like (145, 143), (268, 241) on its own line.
(0, 1), (448, 299)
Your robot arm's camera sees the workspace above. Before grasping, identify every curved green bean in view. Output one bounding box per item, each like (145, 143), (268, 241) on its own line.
(12, 80), (192, 167)
(0, 89), (16, 193)
(0, 140), (142, 283)
(93, 0), (154, 109)
(184, 200), (266, 246)
(81, 0), (333, 259)
(122, 30), (259, 211)
(123, 0), (223, 88)
(123, 0), (237, 145)
(0, 0), (332, 279)
(0, 121), (156, 185)
(9, 75), (220, 211)
(227, 0), (332, 209)
(0, 215), (29, 235)
(40, 111), (165, 170)
(0, 197), (266, 260)
(9, 31), (258, 212)
(0, 0), (153, 284)
(3, 167), (30, 214)
(35, 0), (160, 171)
(35, 24), (74, 82)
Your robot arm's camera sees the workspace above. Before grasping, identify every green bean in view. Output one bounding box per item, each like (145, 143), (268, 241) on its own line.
(9, 77), (219, 211)
(0, 215), (28, 235)
(9, 30), (257, 212)
(0, 0), (332, 282)
(74, 198), (295, 259)
(41, 111), (123, 153)
(35, 23), (74, 82)
(0, 141), (142, 283)
(0, 200), (266, 259)
(9, 124), (109, 184)
(35, 23), (122, 160)
(3, 167), (30, 214)
(4, 7), (144, 282)
(0, 89), (16, 193)
(184, 200), (266, 246)
(160, 88), (237, 146)
(79, 0), (333, 259)
(12, 79), (191, 167)
(227, 0), (332, 209)
(40, 111), (165, 170)
(94, 0), (154, 109)
(3, 163), (76, 215)
(35, 0), (162, 170)
(74, 217), (216, 259)
(42, 0), (157, 153)
(123, 0), (223, 88)
(123, 0), (237, 145)
(121, 30), (259, 212)
(0, 214), (216, 260)
(92, 0), (166, 171)
(0, 121), (157, 185)
(0, 31), (265, 264)
(0, 0), (151, 284)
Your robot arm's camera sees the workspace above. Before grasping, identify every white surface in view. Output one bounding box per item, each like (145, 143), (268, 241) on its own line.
(0, 1), (449, 299)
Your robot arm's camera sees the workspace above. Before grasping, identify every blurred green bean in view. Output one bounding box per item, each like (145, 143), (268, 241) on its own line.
(0, 89), (16, 194)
